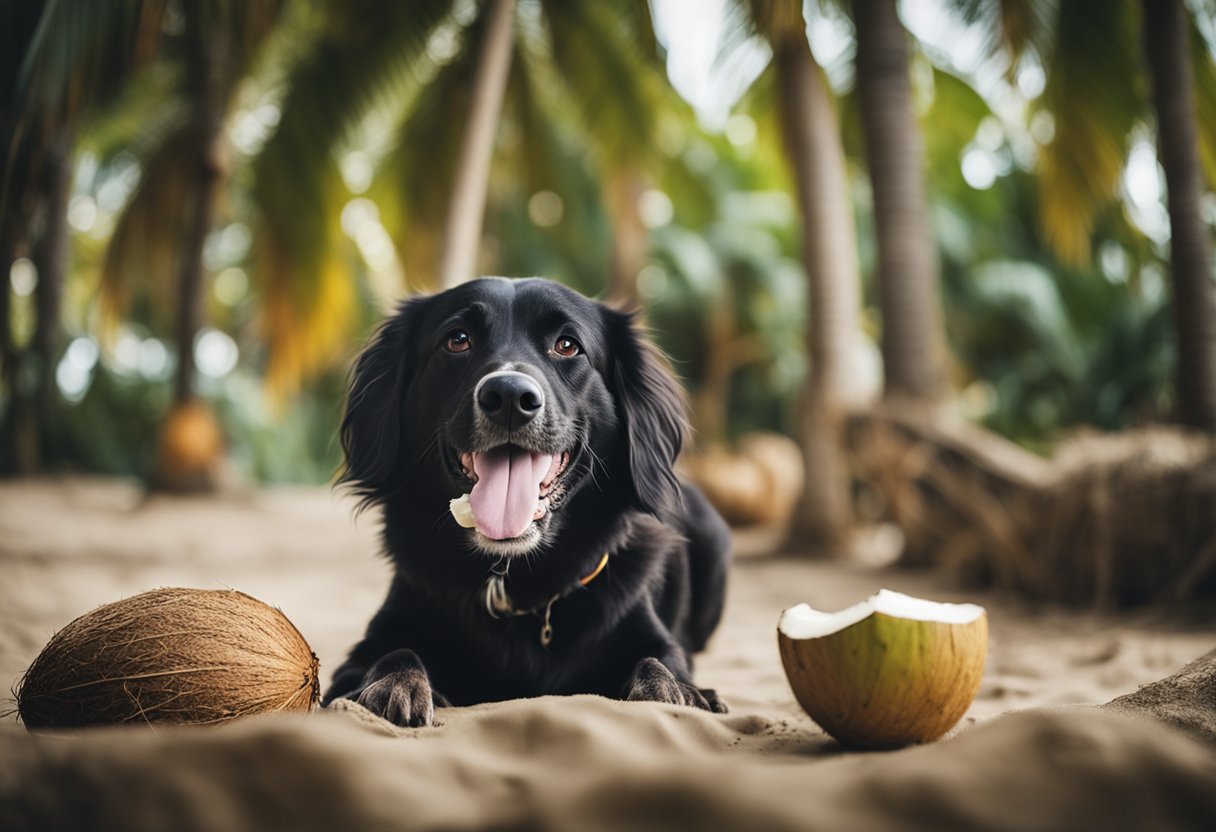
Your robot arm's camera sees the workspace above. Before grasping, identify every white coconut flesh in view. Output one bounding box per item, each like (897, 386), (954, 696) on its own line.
(450, 494), (477, 528)
(778, 589), (985, 640)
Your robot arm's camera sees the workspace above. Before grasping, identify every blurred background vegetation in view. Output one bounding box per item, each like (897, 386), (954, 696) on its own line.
(2, 0), (1215, 525)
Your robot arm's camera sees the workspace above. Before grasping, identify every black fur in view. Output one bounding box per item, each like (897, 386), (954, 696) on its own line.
(326, 278), (731, 725)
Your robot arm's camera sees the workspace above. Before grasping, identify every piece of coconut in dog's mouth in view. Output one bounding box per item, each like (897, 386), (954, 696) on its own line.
(450, 448), (568, 540)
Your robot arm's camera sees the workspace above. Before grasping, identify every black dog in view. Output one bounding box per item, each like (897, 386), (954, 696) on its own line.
(324, 277), (731, 727)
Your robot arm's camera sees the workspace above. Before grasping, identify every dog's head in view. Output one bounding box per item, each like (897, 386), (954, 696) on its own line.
(340, 277), (688, 558)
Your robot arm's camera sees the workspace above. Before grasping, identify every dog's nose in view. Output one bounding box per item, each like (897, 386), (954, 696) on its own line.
(476, 372), (545, 429)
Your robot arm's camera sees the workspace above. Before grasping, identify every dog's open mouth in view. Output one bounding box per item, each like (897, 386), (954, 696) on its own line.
(451, 445), (572, 541)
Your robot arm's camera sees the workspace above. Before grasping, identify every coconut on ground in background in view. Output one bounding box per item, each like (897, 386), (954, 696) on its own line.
(682, 432), (804, 527)
(152, 400), (225, 491)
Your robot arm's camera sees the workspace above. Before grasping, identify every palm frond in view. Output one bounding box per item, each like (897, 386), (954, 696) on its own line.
(1191, 14), (1216, 189)
(371, 22), (480, 287)
(96, 0), (281, 340)
(0, 1), (44, 235)
(508, 29), (572, 197)
(942, 0), (1055, 69)
(17, 0), (166, 126)
(181, 0), (283, 75)
(1035, 0), (1141, 267)
(716, 0), (767, 72)
(923, 64), (995, 194)
(98, 118), (199, 332)
(250, 0), (452, 392)
(77, 59), (185, 158)
(2, 0), (163, 234)
(541, 0), (668, 169)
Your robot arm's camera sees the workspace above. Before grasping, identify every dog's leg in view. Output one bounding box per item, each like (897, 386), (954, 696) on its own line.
(332, 648), (444, 728)
(677, 482), (731, 654)
(620, 608), (728, 713)
(626, 657), (728, 713)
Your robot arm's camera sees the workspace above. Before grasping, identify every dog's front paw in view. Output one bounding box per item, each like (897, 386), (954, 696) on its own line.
(350, 649), (438, 728)
(626, 657), (728, 713)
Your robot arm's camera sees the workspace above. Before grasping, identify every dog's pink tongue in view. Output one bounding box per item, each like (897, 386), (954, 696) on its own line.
(469, 447), (554, 540)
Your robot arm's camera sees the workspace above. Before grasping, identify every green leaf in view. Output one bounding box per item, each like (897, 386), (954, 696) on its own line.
(99, 120), (200, 332)
(249, 0), (452, 392)
(542, 0), (666, 169)
(1191, 13), (1216, 189)
(1035, 0), (1142, 267)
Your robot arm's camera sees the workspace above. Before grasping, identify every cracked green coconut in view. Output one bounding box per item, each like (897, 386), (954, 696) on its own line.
(778, 590), (987, 749)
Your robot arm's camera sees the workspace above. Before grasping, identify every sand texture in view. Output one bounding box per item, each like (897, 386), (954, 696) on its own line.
(2, 477), (1215, 830)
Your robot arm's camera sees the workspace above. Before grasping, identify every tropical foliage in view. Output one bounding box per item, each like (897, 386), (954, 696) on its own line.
(2, 0), (1214, 492)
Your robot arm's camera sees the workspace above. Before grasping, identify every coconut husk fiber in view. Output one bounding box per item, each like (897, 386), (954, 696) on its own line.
(849, 409), (1216, 608)
(151, 401), (225, 492)
(16, 588), (320, 729)
(1040, 428), (1216, 606)
(848, 407), (1051, 581)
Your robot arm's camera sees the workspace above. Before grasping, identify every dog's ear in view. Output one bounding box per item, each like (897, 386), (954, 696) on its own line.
(339, 299), (423, 509)
(606, 309), (690, 521)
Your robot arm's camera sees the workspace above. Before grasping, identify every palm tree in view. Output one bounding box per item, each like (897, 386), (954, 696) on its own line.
(100, 2), (281, 409)
(1, 0), (164, 472)
(436, 0), (517, 289)
(63, 2), (282, 488)
(249, 0), (691, 394)
(1141, 0), (1216, 431)
(953, 0), (1216, 432)
(853, 0), (946, 402)
(604, 170), (648, 303)
(735, 0), (867, 552)
(248, 0), (453, 397)
(30, 134), (71, 456)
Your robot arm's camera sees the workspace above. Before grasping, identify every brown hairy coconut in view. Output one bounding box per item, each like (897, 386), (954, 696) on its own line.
(153, 401), (225, 491)
(16, 588), (320, 729)
(682, 432), (805, 526)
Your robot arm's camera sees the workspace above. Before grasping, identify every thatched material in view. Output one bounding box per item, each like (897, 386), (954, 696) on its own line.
(16, 588), (319, 729)
(849, 409), (1216, 608)
(848, 408), (1051, 582)
(1041, 429), (1216, 606)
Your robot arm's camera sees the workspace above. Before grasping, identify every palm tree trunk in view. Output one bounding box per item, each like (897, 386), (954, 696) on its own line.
(175, 4), (229, 405)
(25, 132), (73, 471)
(773, 32), (865, 554)
(174, 129), (223, 404)
(1141, 0), (1216, 432)
(0, 212), (20, 473)
(854, 0), (944, 402)
(605, 169), (646, 305)
(436, 0), (517, 289)
(0, 224), (15, 395)
(693, 295), (737, 446)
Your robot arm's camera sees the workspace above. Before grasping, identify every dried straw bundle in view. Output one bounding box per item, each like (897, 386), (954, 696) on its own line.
(16, 588), (320, 729)
(850, 408), (1216, 608)
(1039, 428), (1216, 606)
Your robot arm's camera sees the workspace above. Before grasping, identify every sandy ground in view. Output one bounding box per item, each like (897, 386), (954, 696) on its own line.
(2, 476), (1213, 727)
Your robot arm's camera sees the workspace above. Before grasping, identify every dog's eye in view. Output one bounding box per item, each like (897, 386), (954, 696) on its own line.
(446, 330), (471, 353)
(553, 337), (581, 358)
